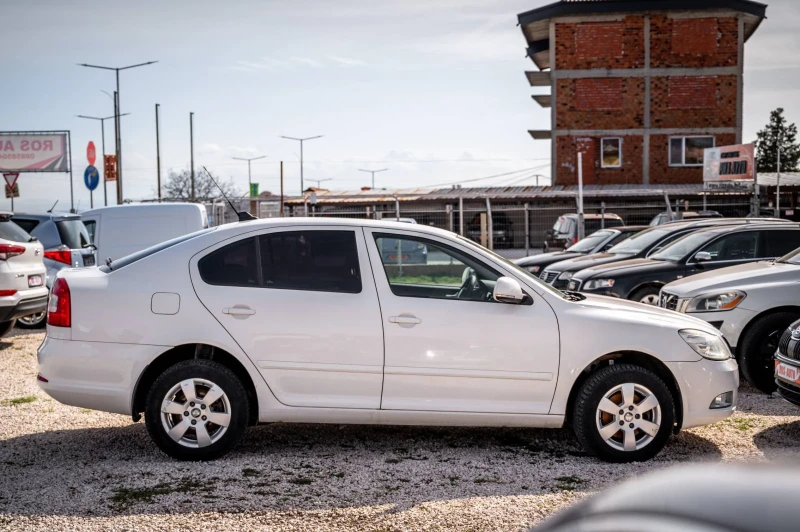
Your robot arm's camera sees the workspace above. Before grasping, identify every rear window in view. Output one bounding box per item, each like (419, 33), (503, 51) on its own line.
(101, 228), (215, 272)
(56, 219), (91, 249)
(0, 220), (32, 243)
(586, 218), (623, 232)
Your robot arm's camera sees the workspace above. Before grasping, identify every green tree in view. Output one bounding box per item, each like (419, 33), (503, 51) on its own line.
(162, 168), (240, 201)
(755, 108), (800, 172)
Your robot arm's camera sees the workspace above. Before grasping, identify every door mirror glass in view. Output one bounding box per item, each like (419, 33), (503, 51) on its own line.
(493, 277), (525, 305)
(694, 251), (712, 263)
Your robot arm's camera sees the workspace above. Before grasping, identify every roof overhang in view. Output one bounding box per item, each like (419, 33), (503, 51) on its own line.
(518, 0), (767, 71)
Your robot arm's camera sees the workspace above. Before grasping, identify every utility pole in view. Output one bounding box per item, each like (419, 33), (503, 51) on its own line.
(155, 104), (162, 201)
(190, 112), (195, 201)
(232, 155), (267, 197)
(78, 60), (158, 203)
(359, 168), (387, 189)
(777, 140), (782, 217)
(280, 161), (284, 217)
(76, 112), (130, 207)
(280, 135), (323, 194)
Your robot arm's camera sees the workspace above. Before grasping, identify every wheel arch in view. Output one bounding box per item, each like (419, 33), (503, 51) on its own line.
(626, 281), (665, 300)
(131, 343), (259, 426)
(735, 306), (800, 357)
(565, 350), (684, 431)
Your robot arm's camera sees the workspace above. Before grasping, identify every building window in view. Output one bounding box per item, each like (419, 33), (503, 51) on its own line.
(669, 136), (715, 167)
(601, 138), (622, 168)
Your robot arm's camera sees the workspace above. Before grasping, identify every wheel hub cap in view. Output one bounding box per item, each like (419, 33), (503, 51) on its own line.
(595, 382), (662, 452)
(160, 378), (232, 449)
(191, 408), (201, 418)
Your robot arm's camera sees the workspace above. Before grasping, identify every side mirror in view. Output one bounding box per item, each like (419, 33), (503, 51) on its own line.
(494, 277), (526, 305)
(694, 251), (712, 263)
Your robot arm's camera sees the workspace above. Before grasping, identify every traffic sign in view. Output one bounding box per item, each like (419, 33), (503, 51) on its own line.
(84, 165), (100, 191)
(3, 173), (19, 189)
(104, 155), (117, 181)
(5, 183), (19, 199)
(87, 141), (97, 166)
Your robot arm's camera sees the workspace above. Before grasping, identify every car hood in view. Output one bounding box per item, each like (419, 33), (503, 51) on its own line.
(514, 251), (583, 267)
(572, 258), (675, 280)
(572, 293), (717, 333)
(547, 252), (637, 273)
(664, 260), (800, 297)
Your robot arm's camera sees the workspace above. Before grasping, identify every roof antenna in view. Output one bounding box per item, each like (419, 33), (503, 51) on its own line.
(47, 200), (58, 213)
(202, 166), (257, 222)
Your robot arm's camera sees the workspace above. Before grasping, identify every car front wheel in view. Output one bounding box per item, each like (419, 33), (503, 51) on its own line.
(573, 364), (675, 463)
(145, 359), (249, 461)
(630, 286), (660, 306)
(738, 312), (800, 394)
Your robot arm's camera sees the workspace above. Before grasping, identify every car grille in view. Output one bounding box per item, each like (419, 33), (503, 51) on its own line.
(659, 291), (684, 311)
(540, 271), (558, 284)
(778, 327), (800, 361)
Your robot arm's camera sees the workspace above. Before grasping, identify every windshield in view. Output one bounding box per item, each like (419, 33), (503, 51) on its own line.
(608, 228), (672, 255)
(778, 247), (800, 265)
(649, 231), (719, 261)
(55, 219), (91, 249)
(566, 230), (614, 253)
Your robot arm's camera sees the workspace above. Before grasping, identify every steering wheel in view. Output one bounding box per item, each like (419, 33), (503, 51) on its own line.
(455, 267), (490, 301)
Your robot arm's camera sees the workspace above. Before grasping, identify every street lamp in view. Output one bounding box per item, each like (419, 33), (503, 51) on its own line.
(77, 60), (158, 203)
(76, 113), (130, 207)
(308, 178), (332, 188)
(280, 135), (322, 194)
(232, 155), (267, 196)
(359, 168), (388, 189)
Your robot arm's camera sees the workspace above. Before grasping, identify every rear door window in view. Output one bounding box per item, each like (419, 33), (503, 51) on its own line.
(12, 218), (39, 234)
(0, 220), (31, 243)
(699, 232), (759, 262)
(764, 230), (800, 257)
(55, 219), (91, 249)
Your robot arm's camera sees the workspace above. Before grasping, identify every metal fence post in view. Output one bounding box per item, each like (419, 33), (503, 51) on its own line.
(485, 197), (493, 251)
(395, 196), (400, 220)
(600, 201), (606, 229)
(458, 196), (464, 236)
(524, 202), (530, 256)
(446, 204), (453, 232)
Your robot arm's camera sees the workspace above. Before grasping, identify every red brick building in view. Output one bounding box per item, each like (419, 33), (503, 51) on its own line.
(518, 0), (767, 186)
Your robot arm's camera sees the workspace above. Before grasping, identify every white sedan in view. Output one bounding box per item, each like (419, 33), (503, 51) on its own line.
(38, 219), (737, 462)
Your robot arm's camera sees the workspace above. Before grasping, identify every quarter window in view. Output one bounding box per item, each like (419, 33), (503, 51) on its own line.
(698, 232), (759, 262)
(670, 136), (714, 166)
(601, 138), (622, 168)
(198, 237), (260, 287)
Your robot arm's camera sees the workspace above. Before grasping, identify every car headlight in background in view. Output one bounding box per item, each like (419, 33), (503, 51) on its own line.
(686, 291), (746, 313)
(679, 329), (731, 361)
(557, 272), (574, 281)
(583, 279), (615, 290)
(527, 265), (541, 274)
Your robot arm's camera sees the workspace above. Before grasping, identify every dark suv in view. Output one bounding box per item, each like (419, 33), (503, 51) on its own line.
(545, 213), (624, 250)
(569, 223), (800, 304)
(466, 212), (514, 249)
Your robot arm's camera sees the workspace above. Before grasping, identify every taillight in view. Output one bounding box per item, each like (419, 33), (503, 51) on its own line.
(44, 250), (72, 265)
(0, 290), (17, 297)
(0, 244), (25, 260)
(47, 278), (71, 328)
(573, 237), (579, 244)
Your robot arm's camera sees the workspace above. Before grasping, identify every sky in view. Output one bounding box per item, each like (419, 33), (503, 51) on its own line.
(1, 0), (799, 212)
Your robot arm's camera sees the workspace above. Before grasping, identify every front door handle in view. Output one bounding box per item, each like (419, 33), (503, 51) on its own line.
(223, 305), (256, 319)
(389, 314), (421, 328)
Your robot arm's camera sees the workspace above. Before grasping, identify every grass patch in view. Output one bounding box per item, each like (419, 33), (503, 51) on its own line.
(554, 475), (584, 491)
(289, 477), (313, 485)
(241, 468), (261, 478)
(474, 477), (500, 485)
(109, 479), (212, 509)
(1, 396), (36, 406)
(385, 457), (402, 464)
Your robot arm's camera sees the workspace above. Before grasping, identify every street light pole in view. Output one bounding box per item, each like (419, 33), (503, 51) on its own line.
(156, 104), (161, 201)
(280, 135), (323, 194)
(232, 155), (267, 196)
(359, 168), (388, 189)
(76, 113), (130, 207)
(77, 60), (158, 203)
(308, 178), (332, 188)
(190, 112), (195, 201)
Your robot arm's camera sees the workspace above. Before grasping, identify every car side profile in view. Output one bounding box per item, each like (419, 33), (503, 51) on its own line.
(38, 219), (738, 463)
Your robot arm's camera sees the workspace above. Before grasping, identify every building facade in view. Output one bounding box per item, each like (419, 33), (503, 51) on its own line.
(518, 0), (767, 186)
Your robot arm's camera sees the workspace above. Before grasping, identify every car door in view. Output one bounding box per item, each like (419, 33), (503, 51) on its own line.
(685, 230), (762, 276)
(190, 226), (385, 409)
(364, 227), (560, 414)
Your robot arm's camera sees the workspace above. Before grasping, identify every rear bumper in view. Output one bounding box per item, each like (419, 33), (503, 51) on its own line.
(37, 336), (166, 415)
(0, 290), (48, 322)
(666, 358), (739, 429)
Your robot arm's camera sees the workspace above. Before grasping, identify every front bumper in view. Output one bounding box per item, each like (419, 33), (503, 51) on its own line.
(775, 354), (800, 408)
(666, 357), (739, 429)
(684, 307), (757, 353)
(0, 289), (49, 323)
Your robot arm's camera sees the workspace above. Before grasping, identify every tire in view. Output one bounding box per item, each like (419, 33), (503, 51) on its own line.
(630, 286), (661, 306)
(145, 359), (249, 461)
(0, 320), (14, 338)
(739, 312), (800, 394)
(573, 363), (675, 463)
(16, 312), (46, 329)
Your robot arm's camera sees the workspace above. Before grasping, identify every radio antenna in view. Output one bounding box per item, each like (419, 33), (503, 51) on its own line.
(202, 166), (256, 222)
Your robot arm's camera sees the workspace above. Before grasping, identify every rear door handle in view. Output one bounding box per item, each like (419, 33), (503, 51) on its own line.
(389, 314), (421, 327)
(223, 305), (256, 319)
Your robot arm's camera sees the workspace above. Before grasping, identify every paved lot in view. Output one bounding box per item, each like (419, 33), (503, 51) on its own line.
(2, 328), (800, 531)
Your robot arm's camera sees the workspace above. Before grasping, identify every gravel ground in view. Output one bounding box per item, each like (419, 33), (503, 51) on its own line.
(2, 329), (800, 531)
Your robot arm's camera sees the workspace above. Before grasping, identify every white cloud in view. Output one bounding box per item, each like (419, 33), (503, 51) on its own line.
(328, 55), (367, 67)
(289, 57), (323, 68)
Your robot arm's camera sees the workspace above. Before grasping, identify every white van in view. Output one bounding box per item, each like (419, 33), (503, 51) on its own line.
(81, 203), (209, 264)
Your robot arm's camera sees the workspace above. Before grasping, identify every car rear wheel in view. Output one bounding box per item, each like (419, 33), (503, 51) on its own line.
(145, 359), (249, 461)
(0, 320), (14, 338)
(573, 364), (675, 463)
(739, 312), (800, 394)
(17, 312), (46, 329)
(631, 286), (660, 306)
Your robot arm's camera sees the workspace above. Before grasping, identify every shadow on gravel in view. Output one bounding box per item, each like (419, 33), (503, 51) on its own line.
(754, 420), (800, 461)
(0, 421), (721, 518)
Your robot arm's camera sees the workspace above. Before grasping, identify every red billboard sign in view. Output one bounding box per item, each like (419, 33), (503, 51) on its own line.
(0, 133), (69, 172)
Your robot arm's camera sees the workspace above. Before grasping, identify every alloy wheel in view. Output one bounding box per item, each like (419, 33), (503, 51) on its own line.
(595, 383), (661, 452)
(160, 378), (232, 448)
(639, 294), (659, 306)
(18, 312), (46, 326)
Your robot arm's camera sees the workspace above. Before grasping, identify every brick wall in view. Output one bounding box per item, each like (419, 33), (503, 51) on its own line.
(557, 78), (645, 129)
(649, 16), (739, 68)
(556, 135), (644, 185)
(649, 133), (736, 184)
(555, 17), (645, 70)
(651, 75), (737, 128)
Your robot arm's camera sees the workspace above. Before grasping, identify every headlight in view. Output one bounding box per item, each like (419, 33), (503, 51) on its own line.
(686, 291), (746, 313)
(583, 279), (615, 290)
(679, 329), (731, 361)
(526, 265), (541, 274)
(557, 272), (574, 281)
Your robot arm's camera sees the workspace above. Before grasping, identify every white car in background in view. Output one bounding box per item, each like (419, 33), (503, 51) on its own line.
(0, 214), (48, 337)
(660, 245), (800, 394)
(38, 219), (737, 463)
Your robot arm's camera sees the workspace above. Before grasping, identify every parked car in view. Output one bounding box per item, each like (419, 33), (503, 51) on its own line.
(545, 213), (624, 250)
(660, 240), (800, 393)
(649, 210), (723, 226)
(0, 214), (48, 337)
(568, 223), (799, 305)
(466, 212), (514, 248)
(515, 226), (645, 282)
(38, 218), (738, 463)
(774, 318), (800, 407)
(541, 219), (775, 290)
(81, 203), (208, 264)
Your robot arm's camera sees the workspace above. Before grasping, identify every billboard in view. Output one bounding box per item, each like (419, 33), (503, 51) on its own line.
(703, 143), (755, 182)
(0, 132), (69, 172)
